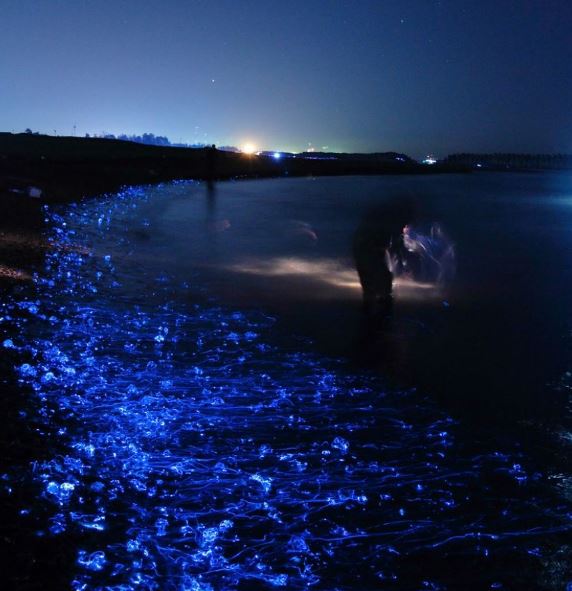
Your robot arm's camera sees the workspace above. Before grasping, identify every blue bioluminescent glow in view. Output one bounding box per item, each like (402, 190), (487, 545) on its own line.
(2, 181), (571, 590)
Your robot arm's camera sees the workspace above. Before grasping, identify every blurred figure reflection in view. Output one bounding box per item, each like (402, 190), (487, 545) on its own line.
(401, 222), (455, 285)
(206, 178), (217, 218)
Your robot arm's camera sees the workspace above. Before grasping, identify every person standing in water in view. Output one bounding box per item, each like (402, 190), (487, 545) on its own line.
(353, 198), (415, 311)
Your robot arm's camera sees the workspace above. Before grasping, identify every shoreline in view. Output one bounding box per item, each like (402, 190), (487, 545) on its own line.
(0, 132), (469, 203)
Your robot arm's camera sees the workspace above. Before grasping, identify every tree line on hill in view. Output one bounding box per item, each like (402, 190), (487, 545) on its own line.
(89, 133), (241, 153)
(22, 128), (239, 151)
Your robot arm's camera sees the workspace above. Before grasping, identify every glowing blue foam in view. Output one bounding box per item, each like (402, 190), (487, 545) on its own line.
(2, 181), (569, 590)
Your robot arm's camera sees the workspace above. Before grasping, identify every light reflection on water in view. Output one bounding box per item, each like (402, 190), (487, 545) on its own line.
(2, 179), (572, 589)
(222, 257), (441, 294)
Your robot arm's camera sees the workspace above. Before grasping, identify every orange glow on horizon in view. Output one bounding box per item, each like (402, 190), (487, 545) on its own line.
(241, 143), (256, 155)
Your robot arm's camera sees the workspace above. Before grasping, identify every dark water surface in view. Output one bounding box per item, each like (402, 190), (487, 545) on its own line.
(2, 173), (572, 590)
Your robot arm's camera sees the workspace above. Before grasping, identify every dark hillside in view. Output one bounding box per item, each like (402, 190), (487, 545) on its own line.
(0, 133), (466, 202)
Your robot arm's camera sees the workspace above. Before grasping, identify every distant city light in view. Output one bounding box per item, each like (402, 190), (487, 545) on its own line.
(273, 152), (282, 160)
(242, 143), (256, 155)
(422, 155), (437, 165)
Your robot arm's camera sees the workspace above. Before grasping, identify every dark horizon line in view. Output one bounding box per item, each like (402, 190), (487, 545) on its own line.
(2, 131), (571, 160)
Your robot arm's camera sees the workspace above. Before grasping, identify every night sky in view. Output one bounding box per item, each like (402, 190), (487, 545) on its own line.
(2, 0), (572, 157)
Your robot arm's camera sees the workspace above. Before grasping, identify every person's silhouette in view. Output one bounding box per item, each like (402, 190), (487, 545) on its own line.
(353, 198), (415, 311)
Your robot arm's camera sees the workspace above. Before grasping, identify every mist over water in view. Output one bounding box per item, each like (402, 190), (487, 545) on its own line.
(3, 173), (572, 589)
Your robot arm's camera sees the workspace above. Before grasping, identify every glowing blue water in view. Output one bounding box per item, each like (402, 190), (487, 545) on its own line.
(3, 181), (571, 590)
